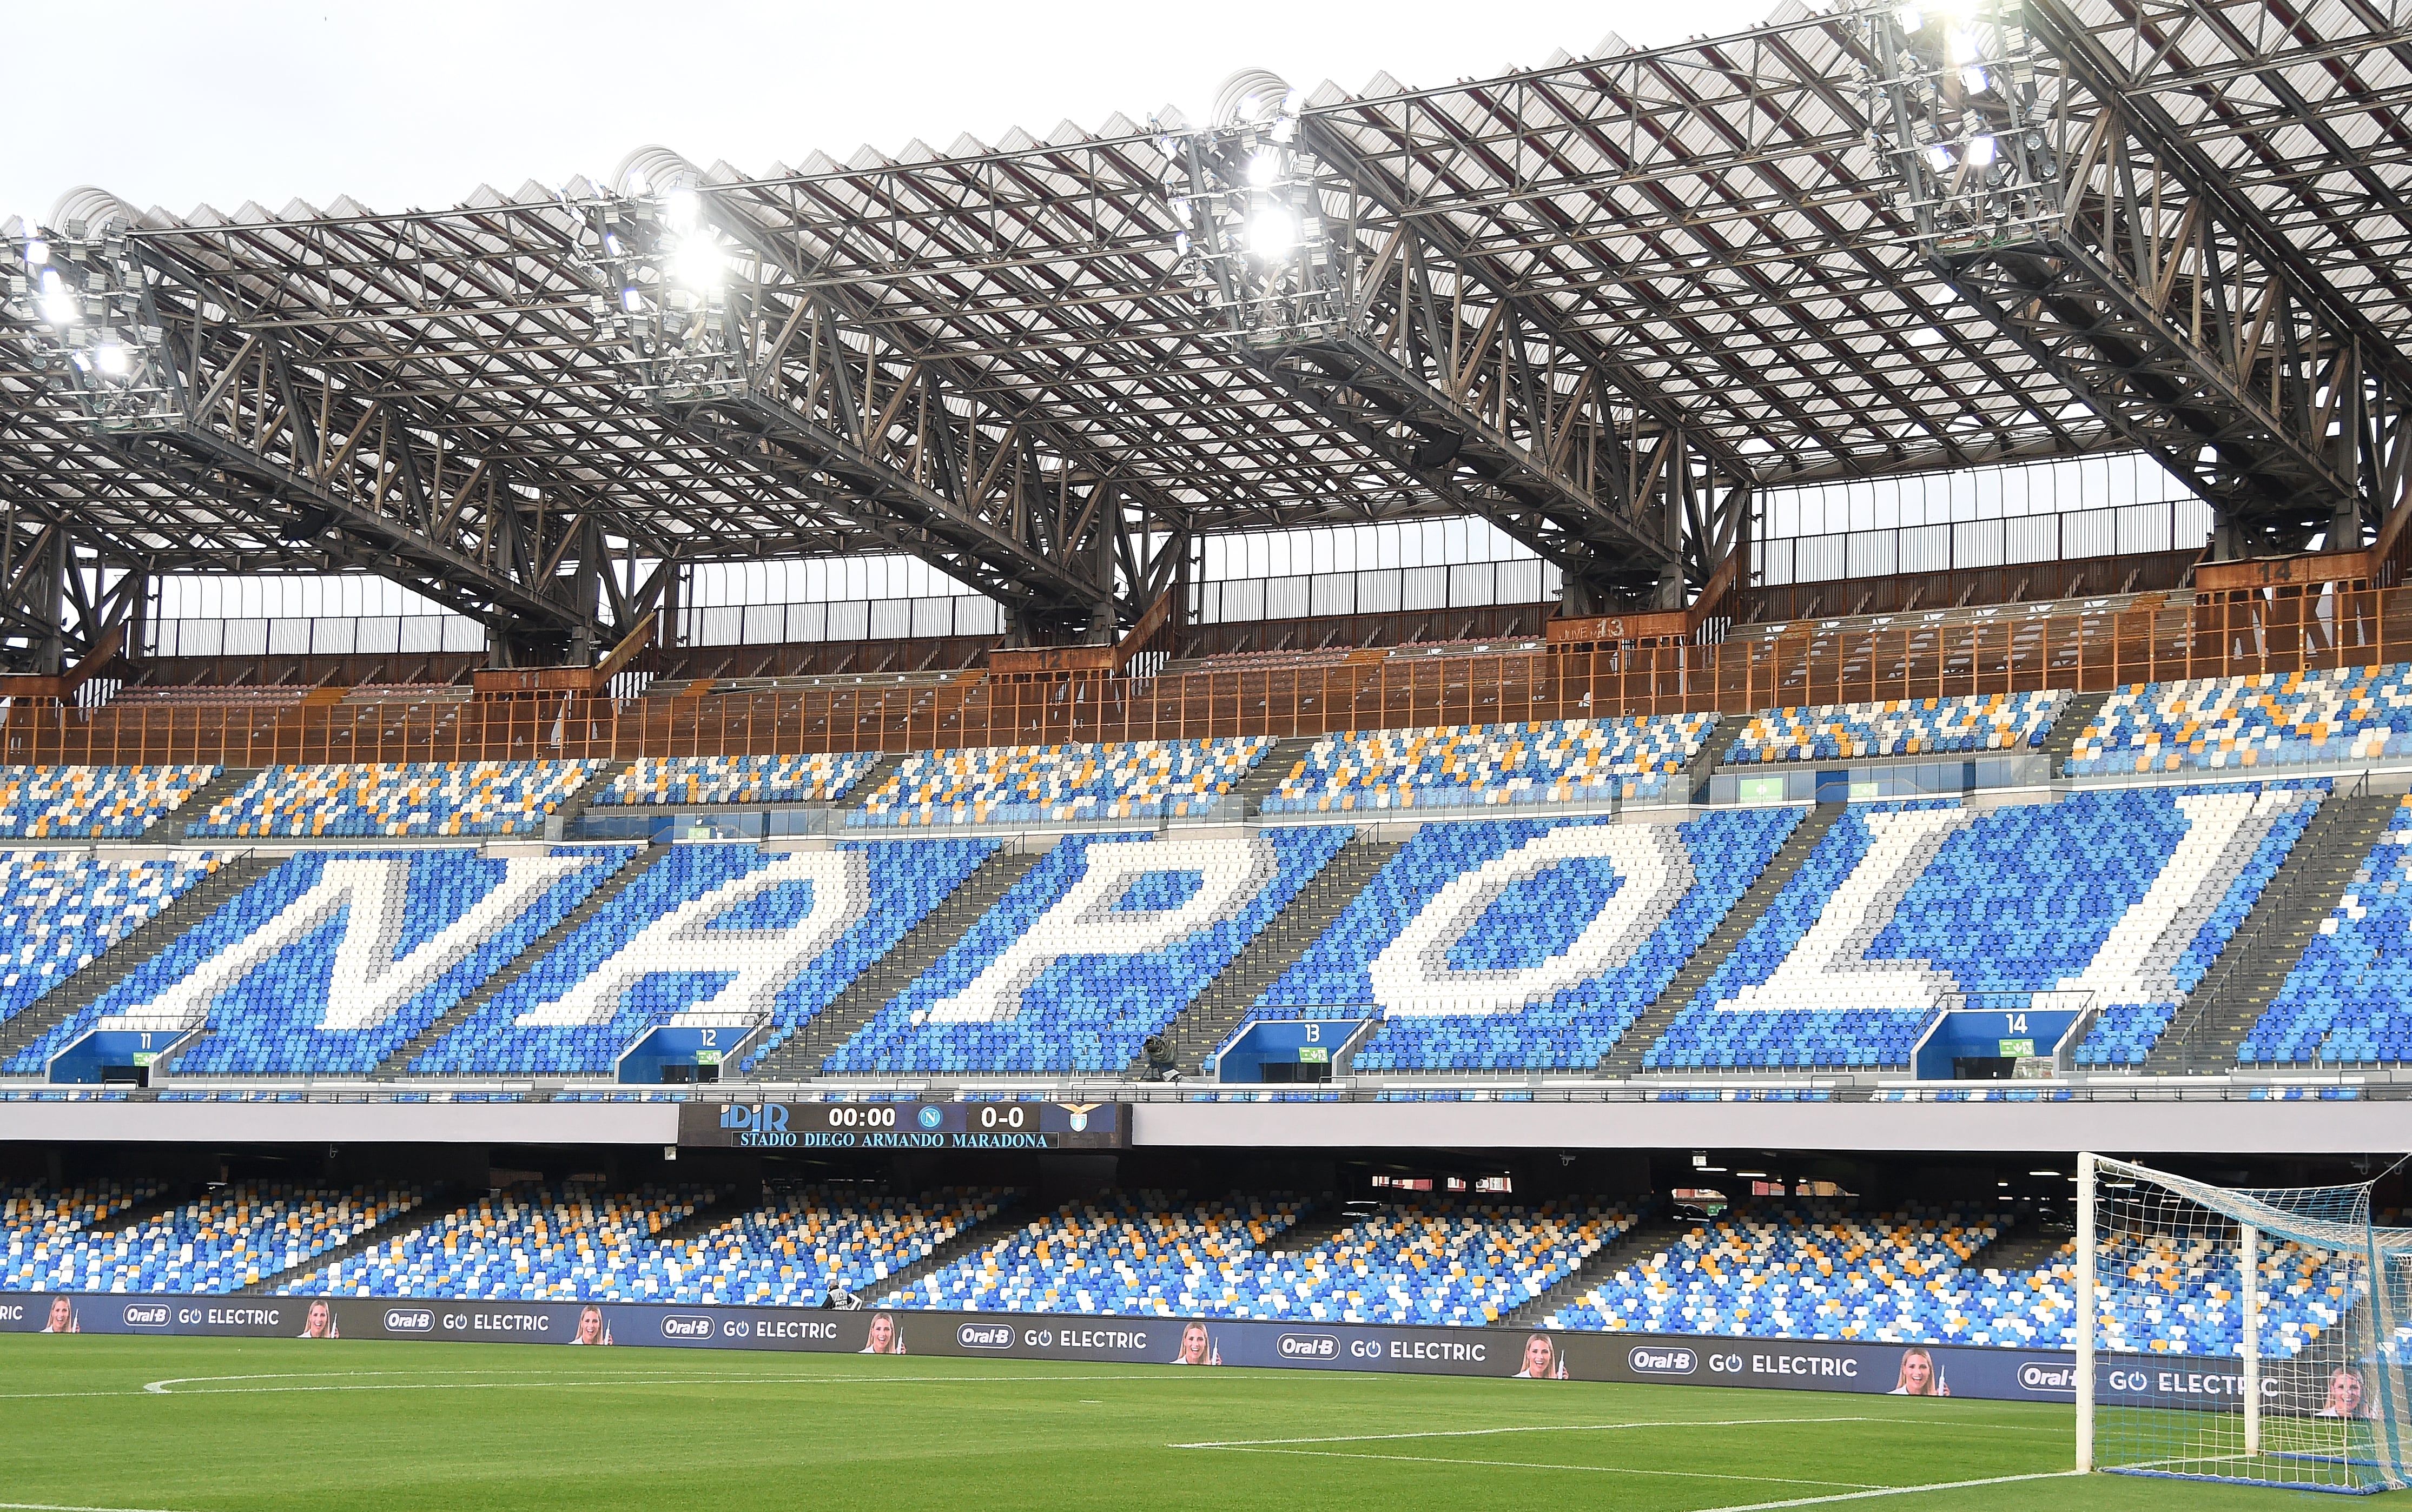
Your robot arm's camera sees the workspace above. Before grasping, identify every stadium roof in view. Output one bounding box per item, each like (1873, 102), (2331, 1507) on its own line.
(3, 0), (2409, 659)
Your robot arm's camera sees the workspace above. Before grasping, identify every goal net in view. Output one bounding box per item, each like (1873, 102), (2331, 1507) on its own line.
(2078, 1153), (2411, 1493)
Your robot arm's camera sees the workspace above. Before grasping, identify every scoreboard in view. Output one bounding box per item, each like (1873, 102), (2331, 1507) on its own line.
(679, 1099), (1128, 1150)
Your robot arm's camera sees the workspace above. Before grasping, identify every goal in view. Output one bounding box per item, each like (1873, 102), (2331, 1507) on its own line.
(2077, 1153), (2410, 1493)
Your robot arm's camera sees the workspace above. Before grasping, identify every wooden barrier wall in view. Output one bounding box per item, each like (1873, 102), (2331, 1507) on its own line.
(14, 582), (2406, 766)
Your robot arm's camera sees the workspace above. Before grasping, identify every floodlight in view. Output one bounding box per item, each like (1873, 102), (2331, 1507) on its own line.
(1898, 4), (1922, 29)
(1236, 92), (1264, 123)
(23, 240), (47, 267)
(1283, 87), (1306, 114)
(620, 287), (645, 313)
(1923, 143), (1954, 174)
(626, 170), (650, 196)
(1247, 147), (1283, 187)
(1966, 134), (1997, 166)
(1173, 231), (1190, 258)
(665, 187), (702, 233)
(94, 341), (127, 376)
(36, 269), (75, 326)
(669, 235), (724, 290)
(1962, 64), (1989, 92)
(1245, 205), (1297, 258)
(1168, 196), (1192, 227)
(1947, 26), (1979, 63)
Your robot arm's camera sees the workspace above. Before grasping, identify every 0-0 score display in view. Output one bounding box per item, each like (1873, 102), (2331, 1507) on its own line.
(681, 1099), (1127, 1149)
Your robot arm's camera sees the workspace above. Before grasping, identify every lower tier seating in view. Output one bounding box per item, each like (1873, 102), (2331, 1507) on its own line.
(1255, 809), (1800, 1070)
(881, 1192), (1304, 1315)
(2242, 795), (2412, 1067)
(283, 1182), (715, 1301)
(627, 1186), (1014, 1308)
(409, 839), (994, 1076)
(826, 827), (1352, 1075)
(5, 1182), (424, 1294)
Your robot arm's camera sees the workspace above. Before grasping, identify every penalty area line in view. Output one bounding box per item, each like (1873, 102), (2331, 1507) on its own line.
(1695, 1470), (2086, 1511)
(0, 1502), (205, 1512)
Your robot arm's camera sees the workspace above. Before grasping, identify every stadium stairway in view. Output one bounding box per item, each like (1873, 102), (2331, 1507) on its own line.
(551, 757), (639, 837)
(2142, 788), (2401, 1076)
(2035, 689), (2112, 777)
(0, 853), (280, 1069)
(1967, 1219), (2070, 1275)
(748, 847), (1046, 1079)
(844, 750), (906, 811)
(166, 766), (260, 838)
(1595, 804), (1845, 1077)
(1230, 735), (1319, 813)
(236, 1184), (455, 1295)
(1144, 837), (1404, 1079)
(1259, 1197), (1353, 1256)
(866, 1196), (1028, 1301)
(372, 843), (672, 1077)
(1507, 1210), (1688, 1328)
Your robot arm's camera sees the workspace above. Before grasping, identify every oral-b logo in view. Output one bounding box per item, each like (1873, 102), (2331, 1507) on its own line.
(2020, 1362), (2077, 1392)
(660, 1315), (714, 1339)
(121, 1304), (170, 1327)
(957, 1323), (1013, 1350)
(384, 1309), (434, 1332)
(1277, 1333), (1339, 1359)
(1629, 1347), (1697, 1376)
(717, 1103), (795, 1148)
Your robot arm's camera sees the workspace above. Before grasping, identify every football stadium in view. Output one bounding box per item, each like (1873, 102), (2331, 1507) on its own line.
(5, 0), (2412, 1506)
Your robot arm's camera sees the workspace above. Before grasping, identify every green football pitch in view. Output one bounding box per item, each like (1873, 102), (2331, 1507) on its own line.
(2, 1335), (2403, 1511)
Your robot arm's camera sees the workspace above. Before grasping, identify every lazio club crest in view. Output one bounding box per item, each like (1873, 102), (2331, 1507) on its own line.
(1059, 1102), (1100, 1132)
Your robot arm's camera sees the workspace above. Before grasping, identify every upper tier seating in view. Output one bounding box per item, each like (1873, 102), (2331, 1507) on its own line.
(0, 852), (218, 1031)
(2243, 795), (2412, 1067)
(1257, 810), (1800, 1071)
(594, 753), (884, 807)
(883, 1192), (1302, 1316)
(1721, 692), (2066, 764)
(2065, 665), (2412, 775)
(186, 760), (606, 838)
(850, 737), (1273, 826)
(1, 848), (630, 1078)
(1262, 715), (1716, 813)
(9, 1182), (423, 1294)
(113, 685), (305, 708)
(283, 1182), (713, 1301)
(1646, 784), (2317, 1071)
(2, 1180), (166, 1290)
(629, 1186), (1013, 1307)
(409, 839), (992, 1077)
(0, 765), (219, 839)
(825, 827), (1351, 1075)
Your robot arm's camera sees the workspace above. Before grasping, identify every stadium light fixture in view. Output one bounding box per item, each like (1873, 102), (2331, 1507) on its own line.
(1966, 134), (1997, 167)
(669, 235), (724, 291)
(1245, 205), (1296, 258)
(665, 187), (702, 235)
(1922, 143), (1953, 174)
(94, 341), (127, 376)
(36, 268), (76, 326)
(1246, 147), (1283, 187)
(23, 238), (47, 266)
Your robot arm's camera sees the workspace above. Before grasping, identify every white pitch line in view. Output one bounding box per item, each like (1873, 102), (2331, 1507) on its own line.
(1168, 1446), (1880, 1490)
(0, 1502), (203, 1512)
(129, 1369), (1168, 1397)
(1695, 1470), (2086, 1510)
(1169, 1414), (2068, 1450)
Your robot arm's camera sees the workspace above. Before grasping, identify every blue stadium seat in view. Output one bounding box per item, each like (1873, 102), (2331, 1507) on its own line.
(2066, 666), (2412, 775)
(825, 827), (1351, 1075)
(851, 738), (1272, 825)
(0, 765), (218, 839)
(2242, 795), (2412, 1066)
(8, 1182), (423, 1294)
(594, 753), (883, 806)
(408, 838), (994, 1076)
(0, 851), (217, 1030)
(1256, 809), (1799, 1070)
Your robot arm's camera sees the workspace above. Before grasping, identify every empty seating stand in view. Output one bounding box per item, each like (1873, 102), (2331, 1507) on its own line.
(281, 1182), (711, 1301)
(0, 764), (219, 839)
(1262, 714), (1716, 813)
(1722, 692), (2066, 764)
(2066, 665), (2412, 775)
(1255, 810), (1800, 1071)
(594, 752), (884, 807)
(851, 737), (1273, 826)
(2243, 795), (2412, 1066)
(10, 1181), (424, 1294)
(186, 760), (606, 838)
(0, 852), (218, 1032)
(883, 1191), (1303, 1316)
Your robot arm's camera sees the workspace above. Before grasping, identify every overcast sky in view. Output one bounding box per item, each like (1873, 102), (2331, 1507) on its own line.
(9, 0), (1785, 222)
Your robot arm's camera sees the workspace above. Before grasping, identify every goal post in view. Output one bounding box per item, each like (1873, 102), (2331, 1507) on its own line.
(2074, 1153), (2410, 1494)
